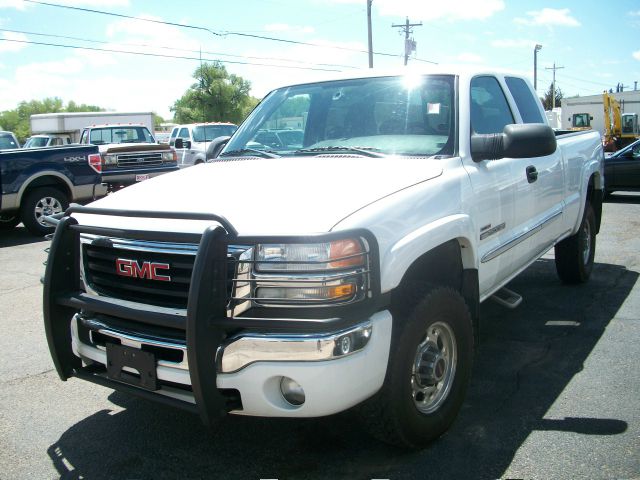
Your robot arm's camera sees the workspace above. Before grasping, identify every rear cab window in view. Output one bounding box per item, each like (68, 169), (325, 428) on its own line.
(504, 76), (545, 124)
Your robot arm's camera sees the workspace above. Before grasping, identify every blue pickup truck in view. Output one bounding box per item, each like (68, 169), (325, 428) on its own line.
(0, 145), (107, 235)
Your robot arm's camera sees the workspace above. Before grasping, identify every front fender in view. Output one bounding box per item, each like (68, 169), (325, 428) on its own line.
(380, 214), (477, 293)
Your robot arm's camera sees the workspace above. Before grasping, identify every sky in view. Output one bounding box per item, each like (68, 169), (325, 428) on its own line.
(0, 0), (639, 120)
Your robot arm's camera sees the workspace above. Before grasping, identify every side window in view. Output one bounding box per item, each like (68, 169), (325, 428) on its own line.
(178, 128), (189, 141)
(52, 138), (62, 146)
(470, 76), (514, 134)
(80, 129), (88, 144)
(169, 127), (178, 146)
(505, 76), (544, 124)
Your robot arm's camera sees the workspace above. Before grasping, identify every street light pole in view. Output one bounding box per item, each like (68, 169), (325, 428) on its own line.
(534, 44), (542, 92)
(367, 0), (373, 68)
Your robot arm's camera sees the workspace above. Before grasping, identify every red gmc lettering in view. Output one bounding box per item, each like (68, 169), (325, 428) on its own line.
(115, 259), (171, 281)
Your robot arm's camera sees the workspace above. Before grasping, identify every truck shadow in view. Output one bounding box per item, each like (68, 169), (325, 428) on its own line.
(46, 259), (636, 480)
(0, 225), (47, 248)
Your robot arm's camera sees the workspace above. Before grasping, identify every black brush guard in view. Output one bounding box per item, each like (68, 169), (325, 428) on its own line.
(43, 205), (382, 426)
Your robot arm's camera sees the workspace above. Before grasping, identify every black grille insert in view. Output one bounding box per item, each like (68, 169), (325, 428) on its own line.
(83, 243), (195, 309)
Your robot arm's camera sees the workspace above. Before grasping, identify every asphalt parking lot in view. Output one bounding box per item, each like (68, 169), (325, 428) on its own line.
(1, 195), (639, 479)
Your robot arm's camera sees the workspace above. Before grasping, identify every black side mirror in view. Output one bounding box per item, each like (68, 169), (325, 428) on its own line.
(206, 136), (231, 160)
(471, 124), (557, 162)
(174, 138), (191, 149)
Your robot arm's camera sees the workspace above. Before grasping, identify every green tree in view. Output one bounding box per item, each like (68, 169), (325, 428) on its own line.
(541, 83), (563, 110)
(171, 62), (259, 124)
(153, 113), (165, 129)
(0, 98), (104, 143)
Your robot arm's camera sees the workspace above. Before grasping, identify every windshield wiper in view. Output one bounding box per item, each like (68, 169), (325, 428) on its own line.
(294, 146), (386, 158)
(219, 148), (280, 159)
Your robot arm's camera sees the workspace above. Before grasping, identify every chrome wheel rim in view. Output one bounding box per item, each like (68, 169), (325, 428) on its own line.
(34, 196), (63, 226)
(412, 321), (457, 414)
(582, 218), (592, 265)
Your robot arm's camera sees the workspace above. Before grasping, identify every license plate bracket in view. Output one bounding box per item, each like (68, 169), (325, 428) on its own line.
(106, 343), (158, 391)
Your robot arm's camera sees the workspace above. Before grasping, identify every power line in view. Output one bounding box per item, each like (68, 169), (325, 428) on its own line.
(0, 27), (358, 70)
(23, 0), (438, 64)
(24, 0), (221, 36)
(0, 38), (343, 72)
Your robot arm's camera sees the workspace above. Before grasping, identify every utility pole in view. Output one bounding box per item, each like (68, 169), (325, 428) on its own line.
(392, 17), (422, 65)
(367, 0), (373, 68)
(545, 62), (564, 109)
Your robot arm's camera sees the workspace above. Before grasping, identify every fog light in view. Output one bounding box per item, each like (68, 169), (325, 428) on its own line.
(280, 376), (305, 406)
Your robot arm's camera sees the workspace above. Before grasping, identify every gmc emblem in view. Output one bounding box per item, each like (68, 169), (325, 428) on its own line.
(115, 258), (171, 282)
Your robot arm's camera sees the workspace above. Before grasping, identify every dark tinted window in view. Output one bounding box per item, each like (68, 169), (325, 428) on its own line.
(0, 133), (18, 149)
(505, 76), (544, 123)
(470, 76), (514, 134)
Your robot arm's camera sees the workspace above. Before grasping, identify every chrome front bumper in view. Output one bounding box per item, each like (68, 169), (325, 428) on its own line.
(72, 315), (373, 378)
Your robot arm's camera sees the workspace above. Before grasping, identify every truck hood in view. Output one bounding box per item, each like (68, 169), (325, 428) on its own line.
(98, 143), (172, 153)
(79, 156), (443, 235)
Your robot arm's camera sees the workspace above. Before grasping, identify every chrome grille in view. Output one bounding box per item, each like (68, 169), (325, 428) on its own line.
(116, 152), (163, 168)
(80, 236), (248, 311)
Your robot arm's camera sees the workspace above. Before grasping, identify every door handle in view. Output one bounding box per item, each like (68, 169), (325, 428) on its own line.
(526, 165), (538, 183)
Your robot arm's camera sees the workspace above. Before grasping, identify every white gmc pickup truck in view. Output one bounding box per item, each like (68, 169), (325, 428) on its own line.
(43, 67), (604, 449)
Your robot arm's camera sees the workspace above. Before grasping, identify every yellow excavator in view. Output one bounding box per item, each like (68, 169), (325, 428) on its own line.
(603, 92), (639, 151)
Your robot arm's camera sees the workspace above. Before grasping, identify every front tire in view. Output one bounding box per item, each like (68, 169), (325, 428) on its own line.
(359, 286), (474, 449)
(20, 187), (68, 236)
(555, 203), (596, 284)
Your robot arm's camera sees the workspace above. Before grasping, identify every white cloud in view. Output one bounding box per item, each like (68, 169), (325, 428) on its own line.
(515, 8), (580, 27)
(0, 0), (26, 9)
(328, 0), (504, 21)
(106, 15), (201, 54)
(455, 52), (483, 63)
(0, 31), (27, 52)
(0, 0), (128, 8)
(629, 10), (640, 16)
(633, 50), (640, 61)
(264, 23), (315, 34)
(55, 0), (129, 5)
(491, 38), (538, 49)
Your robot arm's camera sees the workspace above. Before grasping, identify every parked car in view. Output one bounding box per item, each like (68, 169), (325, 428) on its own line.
(43, 67), (603, 448)
(604, 138), (640, 194)
(23, 134), (72, 148)
(79, 124), (178, 189)
(169, 123), (237, 167)
(0, 144), (106, 235)
(0, 131), (20, 150)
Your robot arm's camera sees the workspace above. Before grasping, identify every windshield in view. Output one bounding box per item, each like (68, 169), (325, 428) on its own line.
(223, 75), (456, 157)
(24, 137), (49, 148)
(192, 124), (237, 142)
(89, 126), (155, 144)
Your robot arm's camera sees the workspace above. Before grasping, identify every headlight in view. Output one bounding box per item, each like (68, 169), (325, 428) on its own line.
(256, 238), (364, 272)
(162, 150), (177, 162)
(241, 237), (369, 307)
(103, 154), (117, 166)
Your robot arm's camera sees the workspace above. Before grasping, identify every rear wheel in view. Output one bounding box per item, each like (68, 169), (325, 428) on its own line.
(20, 187), (68, 236)
(555, 203), (596, 284)
(359, 286), (474, 449)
